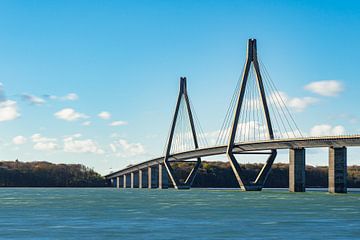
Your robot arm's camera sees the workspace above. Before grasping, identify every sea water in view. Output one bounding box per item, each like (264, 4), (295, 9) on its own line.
(0, 188), (359, 239)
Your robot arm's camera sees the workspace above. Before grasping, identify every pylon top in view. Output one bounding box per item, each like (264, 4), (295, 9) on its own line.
(180, 77), (187, 94)
(246, 38), (258, 61)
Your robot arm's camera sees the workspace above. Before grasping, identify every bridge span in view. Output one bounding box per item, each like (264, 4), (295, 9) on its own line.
(105, 39), (358, 193)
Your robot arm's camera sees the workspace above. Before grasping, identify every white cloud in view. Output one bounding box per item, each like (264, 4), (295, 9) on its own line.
(109, 121), (128, 126)
(304, 80), (344, 96)
(111, 139), (145, 157)
(63, 135), (104, 154)
(12, 135), (27, 145)
(47, 93), (79, 101)
(31, 133), (57, 143)
(98, 111), (111, 120)
(82, 121), (91, 126)
(62, 93), (78, 101)
(31, 133), (58, 151)
(34, 142), (58, 151)
(22, 94), (46, 105)
(54, 108), (88, 121)
(0, 100), (20, 121)
(287, 97), (318, 112)
(269, 91), (317, 112)
(310, 124), (346, 137)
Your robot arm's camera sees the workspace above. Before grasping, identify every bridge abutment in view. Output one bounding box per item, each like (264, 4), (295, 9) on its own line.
(289, 148), (306, 192)
(329, 147), (347, 193)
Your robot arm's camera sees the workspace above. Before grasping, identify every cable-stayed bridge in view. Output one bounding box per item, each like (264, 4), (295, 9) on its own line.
(105, 39), (360, 193)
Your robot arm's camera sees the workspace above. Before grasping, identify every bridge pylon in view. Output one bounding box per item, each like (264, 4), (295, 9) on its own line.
(163, 77), (201, 189)
(227, 39), (277, 191)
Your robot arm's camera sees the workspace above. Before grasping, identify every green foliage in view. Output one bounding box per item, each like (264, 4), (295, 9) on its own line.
(0, 161), (107, 187)
(171, 161), (360, 188)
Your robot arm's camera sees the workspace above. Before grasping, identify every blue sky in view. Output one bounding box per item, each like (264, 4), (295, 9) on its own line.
(0, 1), (360, 174)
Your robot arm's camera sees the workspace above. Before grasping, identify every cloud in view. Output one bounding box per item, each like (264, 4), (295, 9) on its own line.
(54, 108), (88, 121)
(310, 124), (346, 137)
(286, 97), (318, 112)
(63, 135), (104, 154)
(82, 121), (91, 126)
(269, 91), (317, 112)
(98, 111), (111, 120)
(304, 80), (344, 96)
(109, 121), (128, 126)
(111, 139), (145, 157)
(62, 93), (78, 101)
(21, 94), (46, 105)
(12, 135), (27, 145)
(34, 142), (58, 151)
(31, 133), (58, 151)
(0, 100), (20, 121)
(45, 93), (79, 101)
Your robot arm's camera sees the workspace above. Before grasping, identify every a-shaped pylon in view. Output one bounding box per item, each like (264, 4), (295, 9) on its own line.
(227, 39), (277, 191)
(163, 77), (201, 189)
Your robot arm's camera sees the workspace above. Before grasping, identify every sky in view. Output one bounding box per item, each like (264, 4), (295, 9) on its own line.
(0, 0), (360, 175)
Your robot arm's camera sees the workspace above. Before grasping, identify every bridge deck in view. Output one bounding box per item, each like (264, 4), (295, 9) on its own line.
(105, 135), (360, 179)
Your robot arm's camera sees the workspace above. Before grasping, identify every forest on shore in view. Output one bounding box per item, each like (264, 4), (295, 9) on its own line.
(172, 161), (360, 188)
(0, 160), (106, 187)
(1, 160), (360, 188)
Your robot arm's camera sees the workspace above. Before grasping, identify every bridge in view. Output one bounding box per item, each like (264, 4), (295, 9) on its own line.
(105, 39), (360, 193)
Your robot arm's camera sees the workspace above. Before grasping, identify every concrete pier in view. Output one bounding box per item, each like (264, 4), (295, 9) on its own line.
(158, 164), (169, 189)
(130, 172), (134, 188)
(329, 147), (347, 193)
(139, 170), (143, 188)
(289, 148), (306, 192)
(123, 174), (127, 188)
(123, 174), (131, 188)
(130, 172), (139, 188)
(116, 176), (120, 188)
(148, 166), (159, 188)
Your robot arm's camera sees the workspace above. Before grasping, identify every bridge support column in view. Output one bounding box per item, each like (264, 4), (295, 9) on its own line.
(130, 172), (134, 188)
(123, 174), (131, 188)
(148, 166), (158, 189)
(123, 175), (127, 188)
(329, 147), (347, 193)
(289, 148), (306, 192)
(116, 177), (120, 188)
(139, 170), (143, 188)
(158, 164), (168, 189)
(130, 172), (139, 188)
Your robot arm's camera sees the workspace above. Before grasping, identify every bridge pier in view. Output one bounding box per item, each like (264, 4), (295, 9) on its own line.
(159, 164), (169, 189)
(123, 174), (131, 188)
(148, 166), (159, 188)
(130, 172), (139, 188)
(116, 176), (120, 188)
(289, 148), (306, 192)
(138, 170), (143, 188)
(329, 147), (347, 193)
(123, 174), (126, 188)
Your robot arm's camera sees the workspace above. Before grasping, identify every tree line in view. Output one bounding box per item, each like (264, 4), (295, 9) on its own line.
(0, 160), (106, 187)
(1, 160), (359, 188)
(172, 161), (360, 188)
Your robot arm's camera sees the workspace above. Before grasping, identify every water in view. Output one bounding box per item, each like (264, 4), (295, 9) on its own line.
(0, 188), (359, 239)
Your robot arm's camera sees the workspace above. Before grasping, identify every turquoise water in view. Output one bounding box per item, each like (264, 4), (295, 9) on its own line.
(0, 188), (359, 239)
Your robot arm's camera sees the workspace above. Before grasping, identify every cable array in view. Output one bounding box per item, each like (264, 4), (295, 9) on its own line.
(216, 57), (302, 145)
(164, 94), (208, 154)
